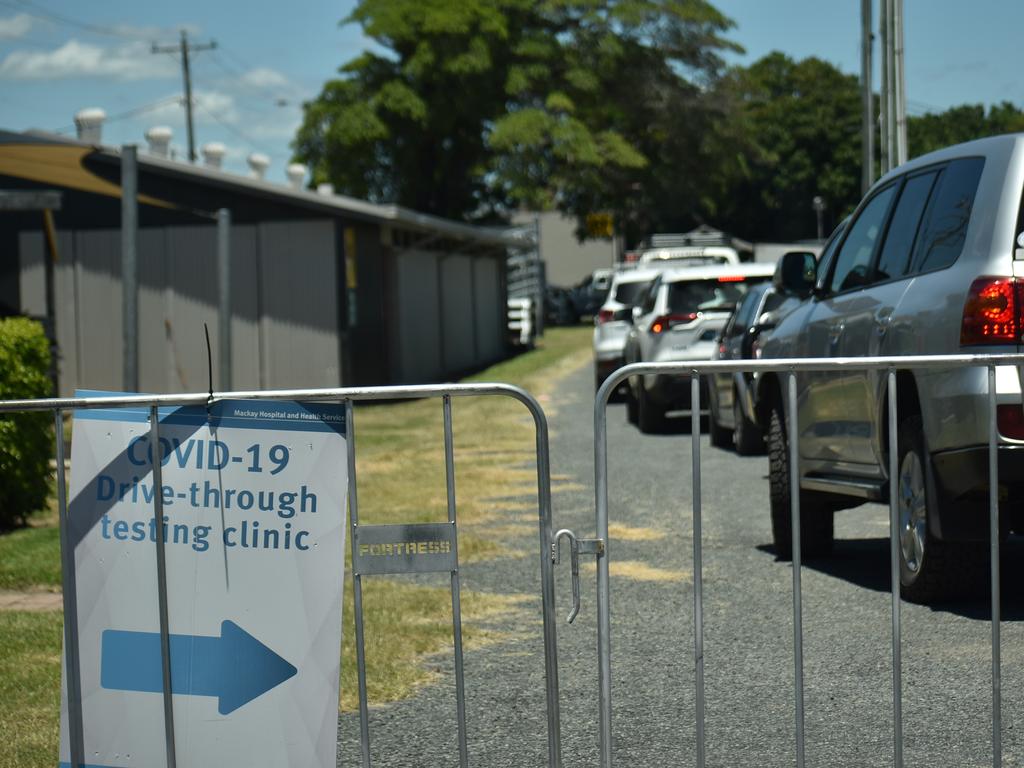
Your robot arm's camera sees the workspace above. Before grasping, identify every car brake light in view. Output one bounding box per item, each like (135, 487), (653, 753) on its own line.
(597, 308), (614, 324)
(997, 404), (1024, 439)
(650, 313), (699, 334)
(717, 276), (745, 282)
(961, 277), (1024, 345)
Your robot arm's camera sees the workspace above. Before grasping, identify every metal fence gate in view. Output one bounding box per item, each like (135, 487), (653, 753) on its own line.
(0, 382), (564, 768)
(576, 354), (1024, 768)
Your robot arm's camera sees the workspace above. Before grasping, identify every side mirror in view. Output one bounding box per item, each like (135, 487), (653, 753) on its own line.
(755, 310), (777, 331)
(631, 306), (642, 322)
(773, 251), (817, 298)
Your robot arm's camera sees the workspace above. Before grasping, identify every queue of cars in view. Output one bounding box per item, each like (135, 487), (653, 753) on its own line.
(600, 134), (1024, 602)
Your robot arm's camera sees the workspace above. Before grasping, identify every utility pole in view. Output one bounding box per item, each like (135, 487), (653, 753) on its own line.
(861, 0), (874, 193)
(152, 30), (216, 163)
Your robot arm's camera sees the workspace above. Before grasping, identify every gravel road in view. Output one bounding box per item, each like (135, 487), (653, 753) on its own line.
(338, 357), (1024, 767)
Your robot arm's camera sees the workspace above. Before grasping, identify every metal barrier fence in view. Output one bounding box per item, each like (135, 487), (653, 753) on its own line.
(0, 383), (563, 768)
(590, 354), (1024, 768)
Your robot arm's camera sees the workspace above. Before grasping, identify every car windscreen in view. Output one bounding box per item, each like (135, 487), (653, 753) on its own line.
(666, 276), (768, 314)
(613, 280), (652, 305)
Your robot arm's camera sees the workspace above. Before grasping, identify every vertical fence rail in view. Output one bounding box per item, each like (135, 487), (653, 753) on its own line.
(54, 408), (85, 768)
(149, 406), (177, 768)
(887, 371), (903, 768)
(787, 372), (805, 768)
(690, 375), (706, 768)
(443, 395), (470, 768)
(988, 366), (1002, 768)
(346, 399), (372, 768)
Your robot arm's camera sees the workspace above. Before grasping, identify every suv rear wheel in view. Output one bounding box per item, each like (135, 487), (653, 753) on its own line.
(733, 389), (765, 455)
(637, 384), (667, 434)
(768, 399), (833, 559)
(897, 415), (984, 603)
(708, 395), (732, 448)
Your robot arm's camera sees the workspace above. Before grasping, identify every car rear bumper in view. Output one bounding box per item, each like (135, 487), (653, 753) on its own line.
(929, 444), (1024, 540)
(645, 373), (709, 410)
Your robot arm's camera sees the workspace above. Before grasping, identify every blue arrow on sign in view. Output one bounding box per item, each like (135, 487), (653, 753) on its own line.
(101, 621), (297, 715)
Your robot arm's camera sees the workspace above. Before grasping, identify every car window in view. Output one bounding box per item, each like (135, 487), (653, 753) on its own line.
(639, 276), (660, 314)
(875, 171), (938, 282)
(828, 185), (898, 293)
(910, 157), (985, 273)
(614, 280), (652, 306)
(666, 277), (767, 315)
(727, 285), (765, 336)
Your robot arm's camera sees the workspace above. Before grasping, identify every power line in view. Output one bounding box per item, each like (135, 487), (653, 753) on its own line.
(193, 96), (276, 157)
(0, 0), (151, 40)
(50, 95), (184, 135)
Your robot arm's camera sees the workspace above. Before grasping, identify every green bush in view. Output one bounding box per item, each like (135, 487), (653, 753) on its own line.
(0, 317), (53, 530)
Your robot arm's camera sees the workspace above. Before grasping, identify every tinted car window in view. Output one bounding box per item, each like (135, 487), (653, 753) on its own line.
(727, 284), (767, 337)
(828, 185), (898, 293)
(639, 277), (660, 314)
(911, 157), (985, 273)
(875, 171), (938, 281)
(614, 280), (652, 305)
(667, 277), (768, 315)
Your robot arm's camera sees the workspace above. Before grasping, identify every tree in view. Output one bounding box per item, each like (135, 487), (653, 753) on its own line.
(701, 52), (865, 242)
(293, 0), (740, 231)
(908, 102), (1024, 158)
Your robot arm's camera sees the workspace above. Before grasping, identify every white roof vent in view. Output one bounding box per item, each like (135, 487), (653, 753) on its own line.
(74, 108), (106, 144)
(247, 152), (270, 180)
(201, 142), (226, 170)
(316, 182), (335, 196)
(144, 126), (173, 158)
(286, 163), (306, 190)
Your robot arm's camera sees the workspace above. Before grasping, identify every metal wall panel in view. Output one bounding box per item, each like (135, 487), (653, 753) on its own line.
(440, 255), (475, 374)
(229, 224), (261, 390)
(72, 229), (121, 391)
(257, 220), (340, 389)
(474, 256), (504, 363)
(395, 249), (442, 382)
(162, 226), (219, 392)
(137, 228), (169, 393)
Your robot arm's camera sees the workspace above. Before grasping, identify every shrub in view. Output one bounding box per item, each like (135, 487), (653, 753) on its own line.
(0, 317), (53, 529)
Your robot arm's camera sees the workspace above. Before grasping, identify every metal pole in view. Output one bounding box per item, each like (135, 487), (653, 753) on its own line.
(595, 383), (613, 768)
(54, 409), (85, 768)
(217, 208), (232, 391)
(149, 406), (177, 768)
(893, 0), (908, 165)
(861, 0), (874, 193)
(691, 375), (706, 768)
(989, 366), (1002, 768)
(346, 400), (372, 768)
(887, 371), (903, 768)
(878, 0), (889, 174)
(443, 397), (470, 768)
(181, 30), (196, 164)
(121, 145), (138, 392)
(787, 372), (805, 768)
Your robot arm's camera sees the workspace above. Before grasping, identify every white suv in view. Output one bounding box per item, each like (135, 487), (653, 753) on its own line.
(756, 134), (1024, 602)
(624, 263), (775, 432)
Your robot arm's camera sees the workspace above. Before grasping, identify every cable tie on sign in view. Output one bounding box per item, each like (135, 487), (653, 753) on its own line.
(203, 322), (214, 420)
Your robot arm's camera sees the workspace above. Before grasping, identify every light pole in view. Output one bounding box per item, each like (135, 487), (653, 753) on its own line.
(812, 196), (826, 241)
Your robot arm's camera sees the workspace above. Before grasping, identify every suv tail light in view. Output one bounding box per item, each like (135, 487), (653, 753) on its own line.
(650, 313), (698, 334)
(998, 405), (1024, 440)
(961, 277), (1024, 345)
(597, 308), (614, 324)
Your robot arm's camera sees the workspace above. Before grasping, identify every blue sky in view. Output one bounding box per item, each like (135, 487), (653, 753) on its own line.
(0, 1), (1021, 180)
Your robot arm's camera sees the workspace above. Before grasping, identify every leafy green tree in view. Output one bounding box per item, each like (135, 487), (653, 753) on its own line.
(294, 0), (739, 232)
(702, 52), (864, 242)
(908, 102), (1024, 158)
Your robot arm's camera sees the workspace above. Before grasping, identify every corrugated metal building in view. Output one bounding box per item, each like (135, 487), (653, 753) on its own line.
(0, 130), (520, 395)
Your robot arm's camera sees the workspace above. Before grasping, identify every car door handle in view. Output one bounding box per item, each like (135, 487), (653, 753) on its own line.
(875, 316), (892, 338)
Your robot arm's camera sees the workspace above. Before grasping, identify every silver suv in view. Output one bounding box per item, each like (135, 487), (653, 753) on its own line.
(756, 134), (1024, 602)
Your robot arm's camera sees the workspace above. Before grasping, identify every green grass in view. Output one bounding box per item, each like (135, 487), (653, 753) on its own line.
(0, 611), (63, 768)
(0, 526), (61, 590)
(0, 326), (592, 765)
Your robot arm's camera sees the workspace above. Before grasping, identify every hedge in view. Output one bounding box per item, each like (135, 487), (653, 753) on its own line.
(0, 317), (53, 529)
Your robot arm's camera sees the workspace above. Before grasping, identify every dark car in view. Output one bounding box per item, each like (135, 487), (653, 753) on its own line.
(707, 283), (798, 454)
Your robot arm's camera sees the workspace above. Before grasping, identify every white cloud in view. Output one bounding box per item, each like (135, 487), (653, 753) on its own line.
(0, 39), (177, 81)
(0, 13), (31, 40)
(144, 89), (241, 126)
(241, 67), (290, 90)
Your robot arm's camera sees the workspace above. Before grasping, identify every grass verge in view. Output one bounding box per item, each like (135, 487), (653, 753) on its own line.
(0, 327), (591, 766)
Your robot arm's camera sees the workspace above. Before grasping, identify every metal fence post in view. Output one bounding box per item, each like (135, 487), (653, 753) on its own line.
(786, 372), (805, 768)
(887, 370), (903, 768)
(988, 366), (1001, 768)
(691, 374), (706, 768)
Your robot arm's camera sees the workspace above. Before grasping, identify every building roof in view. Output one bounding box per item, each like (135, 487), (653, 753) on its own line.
(0, 129), (524, 249)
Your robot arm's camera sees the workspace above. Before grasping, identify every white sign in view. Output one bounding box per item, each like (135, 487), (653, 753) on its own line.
(58, 393), (347, 768)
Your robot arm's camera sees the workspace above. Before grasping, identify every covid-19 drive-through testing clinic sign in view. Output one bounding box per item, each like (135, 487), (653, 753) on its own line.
(58, 392), (347, 767)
